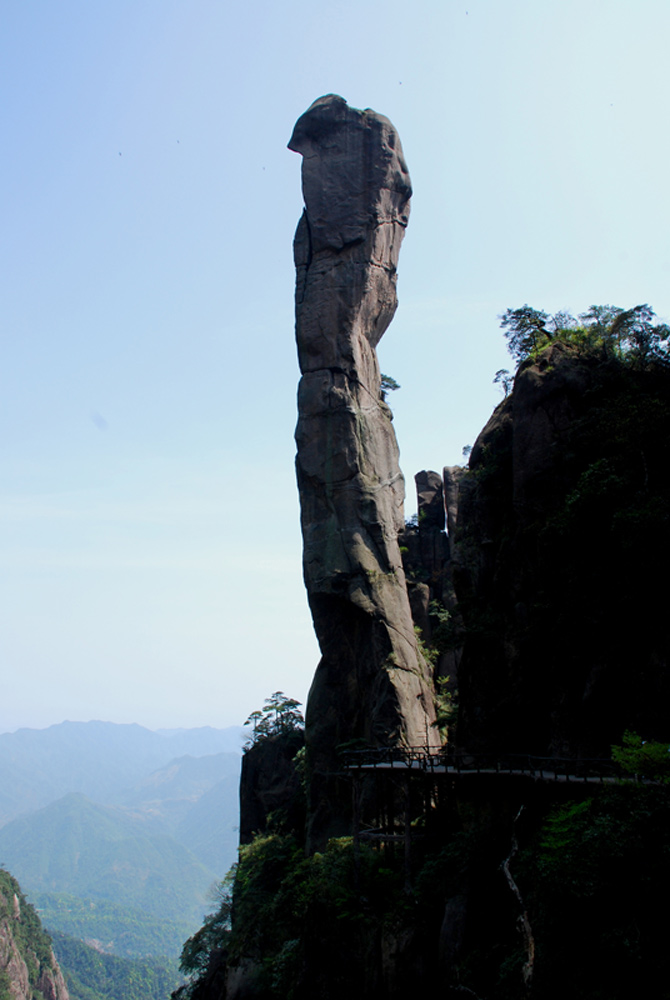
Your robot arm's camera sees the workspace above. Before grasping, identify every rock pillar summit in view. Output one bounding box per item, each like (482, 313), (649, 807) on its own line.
(289, 95), (437, 845)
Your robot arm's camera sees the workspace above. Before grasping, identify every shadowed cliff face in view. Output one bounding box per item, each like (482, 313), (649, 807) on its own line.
(453, 342), (670, 757)
(289, 95), (437, 847)
(184, 335), (670, 1000)
(238, 732), (305, 846)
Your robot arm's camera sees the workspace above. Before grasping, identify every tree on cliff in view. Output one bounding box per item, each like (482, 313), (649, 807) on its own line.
(500, 302), (670, 367)
(608, 303), (670, 365)
(499, 305), (551, 362)
(243, 692), (304, 748)
(380, 373), (400, 401)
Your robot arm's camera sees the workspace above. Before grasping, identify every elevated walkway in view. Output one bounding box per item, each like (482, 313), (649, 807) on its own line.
(340, 746), (625, 784)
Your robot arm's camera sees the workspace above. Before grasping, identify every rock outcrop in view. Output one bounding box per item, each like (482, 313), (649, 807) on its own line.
(399, 471), (461, 685)
(289, 95), (437, 846)
(238, 731), (305, 846)
(0, 870), (69, 1000)
(413, 471), (450, 601)
(453, 341), (670, 756)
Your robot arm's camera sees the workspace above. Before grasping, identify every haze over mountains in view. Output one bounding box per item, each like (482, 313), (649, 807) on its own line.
(0, 721), (244, 962)
(0, 721), (243, 824)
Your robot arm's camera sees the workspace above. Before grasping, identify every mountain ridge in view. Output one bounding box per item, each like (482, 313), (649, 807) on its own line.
(0, 792), (217, 925)
(0, 721), (244, 828)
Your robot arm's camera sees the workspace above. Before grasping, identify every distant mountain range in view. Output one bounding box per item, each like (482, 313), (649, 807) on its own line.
(0, 792), (216, 924)
(0, 720), (244, 825)
(0, 721), (244, 965)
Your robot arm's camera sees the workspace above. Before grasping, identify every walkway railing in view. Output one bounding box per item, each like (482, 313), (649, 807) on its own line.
(339, 746), (624, 782)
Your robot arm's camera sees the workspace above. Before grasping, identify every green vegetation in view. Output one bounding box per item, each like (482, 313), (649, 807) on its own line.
(611, 730), (670, 779)
(51, 930), (179, 1000)
(0, 868), (57, 1000)
(173, 307), (670, 997)
(177, 834), (409, 1000)
(243, 693), (304, 749)
(177, 875), (233, 985)
(500, 301), (670, 367)
(0, 794), (216, 927)
(32, 893), (192, 960)
(177, 782), (670, 998)
(514, 786), (670, 999)
(427, 600), (459, 655)
(450, 302), (670, 753)
(413, 625), (437, 670)
(493, 368), (513, 396)
(380, 373), (400, 401)
(0, 868), (183, 1000)
(413, 616), (458, 742)
(432, 676), (458, 739)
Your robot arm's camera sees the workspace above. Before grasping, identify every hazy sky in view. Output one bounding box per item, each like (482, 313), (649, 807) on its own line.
(2, 0), (669, 733)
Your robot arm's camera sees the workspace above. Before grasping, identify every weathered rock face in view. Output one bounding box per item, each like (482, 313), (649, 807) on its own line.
(413, 471), (450, 599)
(399, 470), (462, 692)
(0, 870), (69, 1000)
(289, 95), (437, 846)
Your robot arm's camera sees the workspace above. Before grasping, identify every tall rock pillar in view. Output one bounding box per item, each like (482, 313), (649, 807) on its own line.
(289, 95), (438, 847)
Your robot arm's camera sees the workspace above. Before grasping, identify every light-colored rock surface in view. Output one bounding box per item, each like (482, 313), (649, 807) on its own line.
(290, 95), (437, 846)
(0, 871), (69, 1000)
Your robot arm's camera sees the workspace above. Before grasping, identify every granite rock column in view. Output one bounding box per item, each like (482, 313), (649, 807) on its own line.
(289, 95), (438, 847)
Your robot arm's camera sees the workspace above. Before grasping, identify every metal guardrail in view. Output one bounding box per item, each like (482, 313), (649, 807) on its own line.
(339, 746), (624, 781)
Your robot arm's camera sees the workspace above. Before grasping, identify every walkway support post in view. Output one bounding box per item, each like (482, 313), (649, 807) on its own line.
(403, 774), (412, 894)
(352, 772), (361, 890)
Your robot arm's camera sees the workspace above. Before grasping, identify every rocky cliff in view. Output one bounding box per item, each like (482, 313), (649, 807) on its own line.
(289, 95), (437, 846)
(174, 100), (670, 1000)
(452, 340), (670, 757)
(179, 334), (670, 1000)
(0, 869), (69, 1000)
(396, 340), (670, 759)
(238, 730), (304, 846)
(399, 469), (462, 689)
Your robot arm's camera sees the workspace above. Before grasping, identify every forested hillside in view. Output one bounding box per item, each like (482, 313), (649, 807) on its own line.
(0, 723), (243, 1000)
(50, 931), (179, 1000)
(0, 794), (216, 926)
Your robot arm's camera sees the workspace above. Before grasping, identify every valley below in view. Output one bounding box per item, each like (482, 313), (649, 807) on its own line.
(0, 721), (244, 1000)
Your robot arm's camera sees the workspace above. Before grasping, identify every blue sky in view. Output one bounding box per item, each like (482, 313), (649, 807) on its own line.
(2, 0), (669, 732)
